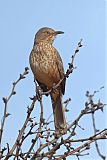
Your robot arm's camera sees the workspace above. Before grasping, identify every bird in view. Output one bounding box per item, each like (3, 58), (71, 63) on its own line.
(29, 27), (66, 132)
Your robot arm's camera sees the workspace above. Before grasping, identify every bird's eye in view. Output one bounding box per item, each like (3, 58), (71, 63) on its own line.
(46, 31), (50, 34)
(43, 31), (49, 35)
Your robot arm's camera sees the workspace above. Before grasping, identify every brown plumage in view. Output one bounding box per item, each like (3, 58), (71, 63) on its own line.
(29, 27), (66, 131)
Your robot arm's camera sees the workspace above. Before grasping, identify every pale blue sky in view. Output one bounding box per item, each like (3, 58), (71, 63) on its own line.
(0, 0), (106, 159)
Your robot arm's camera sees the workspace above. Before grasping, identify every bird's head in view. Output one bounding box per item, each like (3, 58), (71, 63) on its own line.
(34, 27), (64, 44)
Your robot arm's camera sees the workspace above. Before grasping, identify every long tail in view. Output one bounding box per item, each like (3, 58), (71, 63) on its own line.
(51, 91), (66, 131)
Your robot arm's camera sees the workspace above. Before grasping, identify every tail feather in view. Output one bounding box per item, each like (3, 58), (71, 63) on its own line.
(51, 92), (66, 131)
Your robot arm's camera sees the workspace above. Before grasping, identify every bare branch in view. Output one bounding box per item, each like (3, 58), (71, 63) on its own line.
(4, 95), (37, 160)
(0, 67), (29, 153)
(92, 112), (106, 160)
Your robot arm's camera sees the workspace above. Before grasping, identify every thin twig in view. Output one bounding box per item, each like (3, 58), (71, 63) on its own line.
(4, 96), (37, 160)
(24, 90), (44, 159)
(92, 113), (106, 160)
(0, 67), (29, 153)
(54, 129), (107, 160)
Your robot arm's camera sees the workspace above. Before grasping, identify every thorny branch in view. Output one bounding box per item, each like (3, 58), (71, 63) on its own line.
(0, 39), (107, 160)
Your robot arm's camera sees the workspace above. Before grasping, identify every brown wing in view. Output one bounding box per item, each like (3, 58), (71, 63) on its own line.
(56, 59), (66, 95)
(54, 48), (66, 95)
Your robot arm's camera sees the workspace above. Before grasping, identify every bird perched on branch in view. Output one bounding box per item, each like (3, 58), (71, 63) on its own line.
(29, 27), (66, 132)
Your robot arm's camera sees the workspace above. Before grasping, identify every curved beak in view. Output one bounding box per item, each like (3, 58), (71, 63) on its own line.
(55, 31), (64, 35)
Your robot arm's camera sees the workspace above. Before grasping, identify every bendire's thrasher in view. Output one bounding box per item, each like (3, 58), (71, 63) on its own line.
(29, 27), (66, 131)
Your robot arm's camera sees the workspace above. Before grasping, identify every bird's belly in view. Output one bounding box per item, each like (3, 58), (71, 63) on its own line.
(33, 61), (56, 88)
